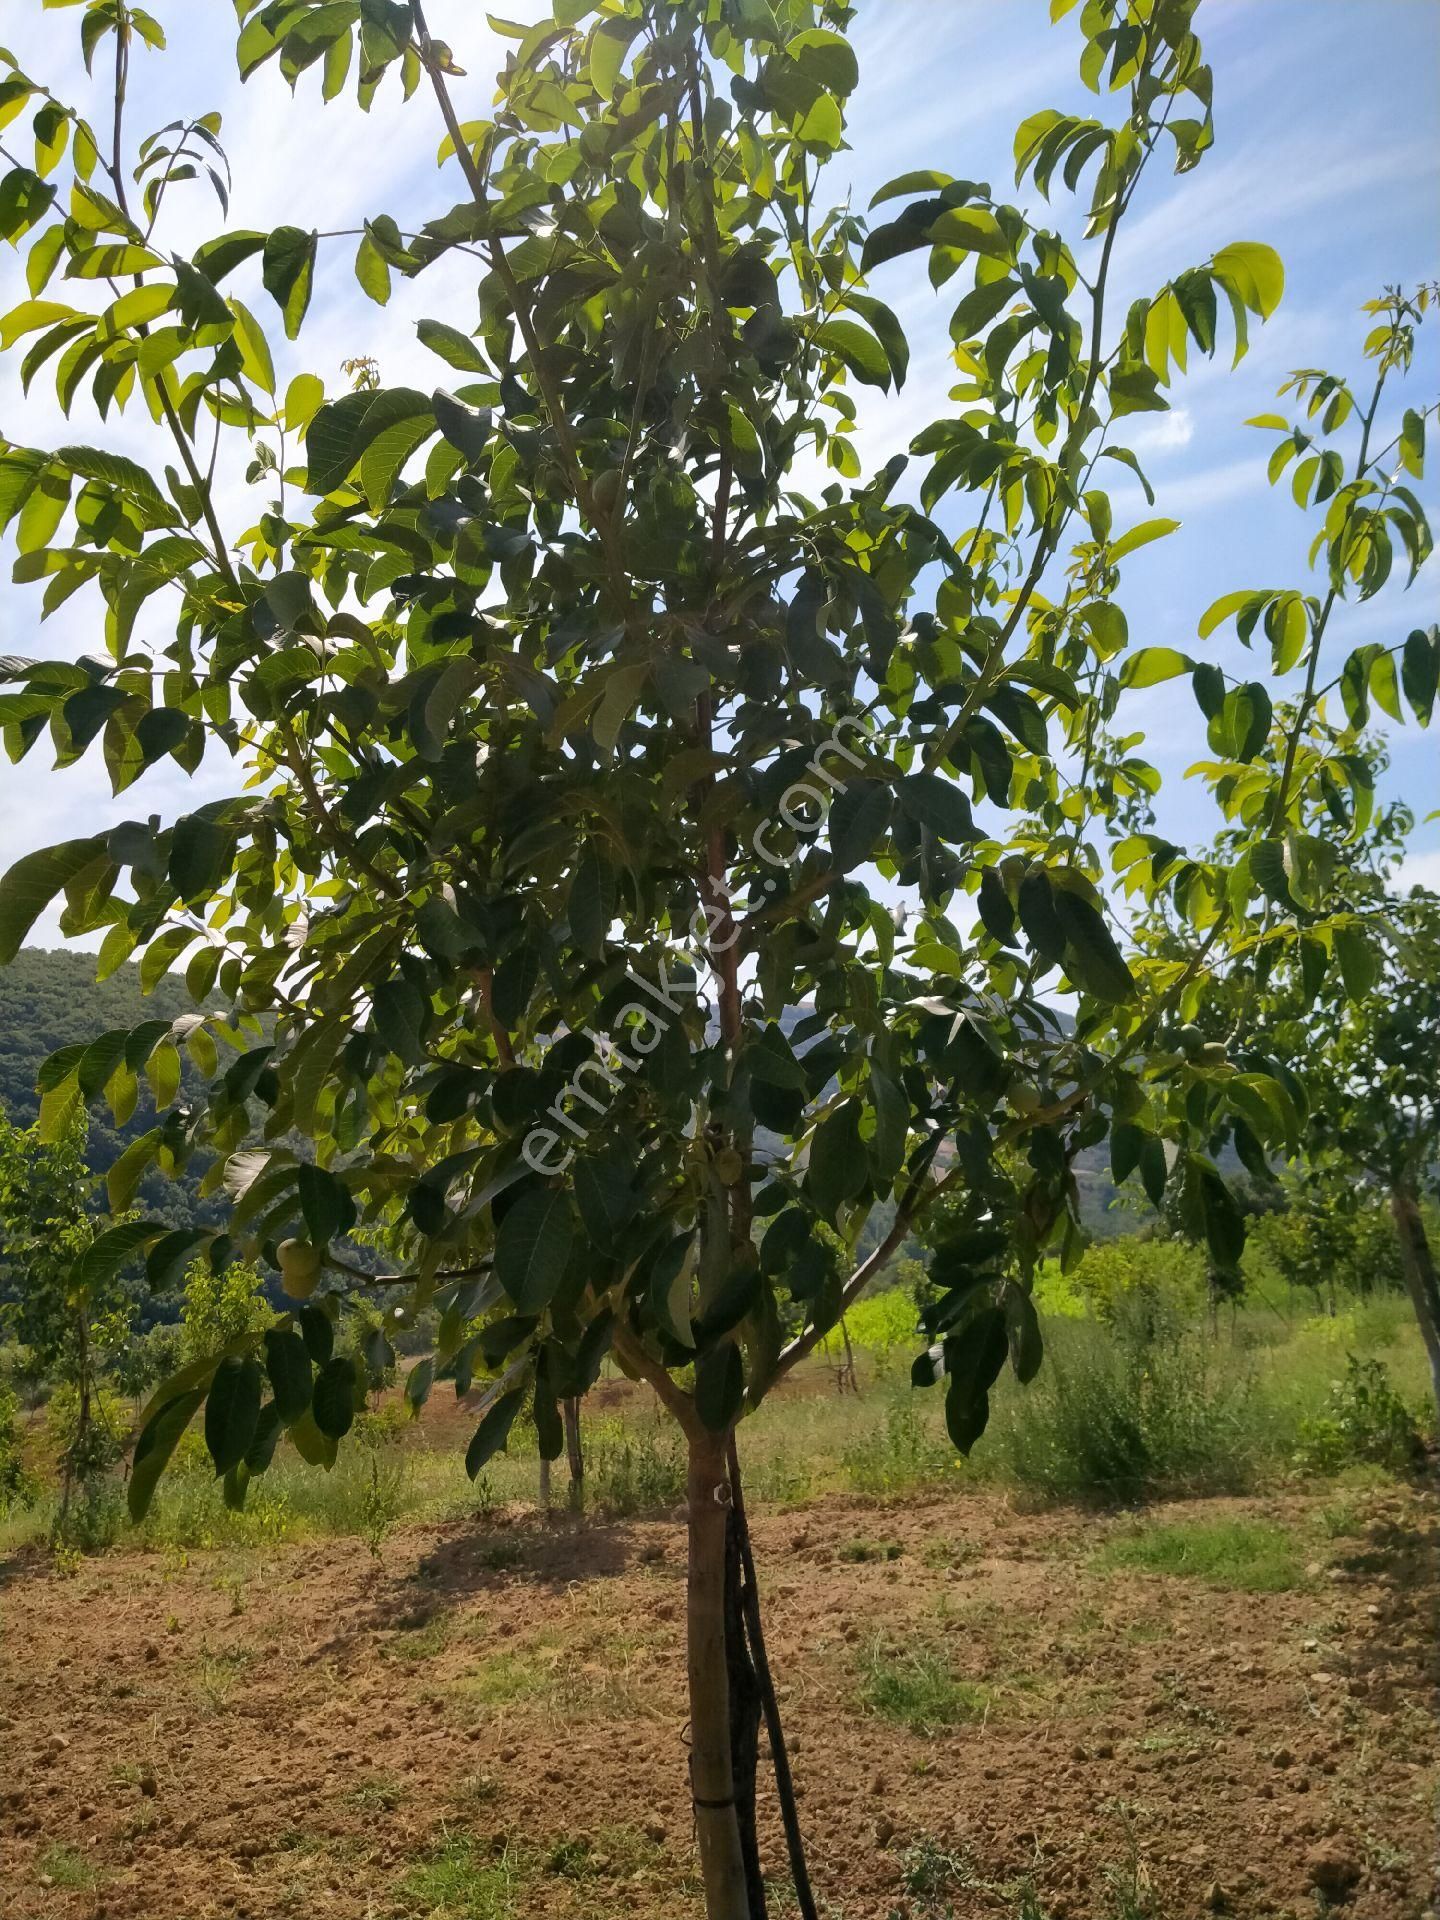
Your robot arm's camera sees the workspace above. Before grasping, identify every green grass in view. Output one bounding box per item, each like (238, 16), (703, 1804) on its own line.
(396, 1835), (517, 1918)
(38, 1845), (100, 1892)
(2, 1270), (1430, 1560)
(858, 1639), (993, 1734)
(1093, 1518), (1311, 1593)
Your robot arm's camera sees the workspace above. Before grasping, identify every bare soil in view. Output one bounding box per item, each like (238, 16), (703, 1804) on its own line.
(1, 1484), (1435, 1920)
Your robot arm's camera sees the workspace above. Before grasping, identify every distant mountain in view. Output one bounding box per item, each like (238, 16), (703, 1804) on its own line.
(0, 947), (221, 1235)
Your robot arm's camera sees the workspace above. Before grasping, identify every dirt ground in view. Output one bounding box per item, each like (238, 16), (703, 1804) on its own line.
(0, 1484), (1435, 1920)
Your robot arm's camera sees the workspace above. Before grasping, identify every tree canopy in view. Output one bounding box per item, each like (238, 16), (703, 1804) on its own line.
(1, 2), (1434, 1914)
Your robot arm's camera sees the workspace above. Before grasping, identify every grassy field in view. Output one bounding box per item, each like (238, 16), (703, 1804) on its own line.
(1, 1276), (1434, 1920)
(2, 1278), (1429, 1559)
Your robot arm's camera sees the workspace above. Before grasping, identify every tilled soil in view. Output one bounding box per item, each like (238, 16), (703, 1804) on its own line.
(0, 1485), (1435, 1919)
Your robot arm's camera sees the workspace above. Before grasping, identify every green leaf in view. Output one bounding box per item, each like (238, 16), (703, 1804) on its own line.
(71, 1219), (163, 1293)
(695, 1343), (745, 1433)
(1211, 241), (1284, 319)
(1052, 885), (1135, 1002)
(495, 1188), (575, 1315)
(354, 230), (391, 305)
(128, 1387), (205, 1521)
(827, 780), (891, 870)
(431, 389), (492, 463)
(417, 318), (489, 373)
(592, 663), (648, 754)
(815, 319), (892, 390)
(264, 1327), (313, 1424)
(1401, 628), (1438, 727)
(204, 1356), (262, 1477)
(1110, 518), (1180, 561)
(466, 1384), (527, 1477)
(0, 835), (107, 963)
(261, 226), (317, 339)
(1004, 1289), (1043, 1385)
(1120, 647), (1193, 689)
(1333, 927), (1379, 1003)
(568, 840), (617, 956)
(1193, 1159), (1246, 1268)
(898, 772), (974, 841)
(298, 1163), (351, 1244)
(943, 1306), (1008, 1454)
(806, 1100), (867, 1222)
(588, 16), (641, 99)
(312, 1356), (357, 1439)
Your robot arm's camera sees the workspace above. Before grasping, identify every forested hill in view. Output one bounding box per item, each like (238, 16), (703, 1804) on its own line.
(0, 947), (1131, 1240)
(0, 947), (220, 1230)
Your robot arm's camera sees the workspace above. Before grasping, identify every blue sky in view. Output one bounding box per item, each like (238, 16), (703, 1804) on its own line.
(2, 0), (1437, 947)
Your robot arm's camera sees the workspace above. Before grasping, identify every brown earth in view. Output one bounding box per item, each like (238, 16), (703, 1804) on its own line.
(0, 1484), (1435, 1920)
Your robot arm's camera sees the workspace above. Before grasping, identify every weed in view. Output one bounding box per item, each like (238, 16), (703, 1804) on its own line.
(38, 1845), (99, 1892)
(984, 1303), (1258, 1502)
(843, 1394), (951, 1495)
(397, 1834), (516, 1918)
(466, 1646), (559, 1709)
(586, 1417), (687, 1515)
(385, 1617), (451, 1662)
(345, 1776), (405, 1813)
(191, 1646), (250, 1714)
(453, 1773), (500, 1807)
(1294, 1357), (1423, 1474)
(858, 1639), (992, 1734)
(475, 1538), (527, 1572)
(838, 1538), (904, 1563)
(901, 1835), (972, 1896)
(921, 1538), (980, 1570)
(1094, 1518), (1309, 1593)
(1101, 1850), (1160, 1919)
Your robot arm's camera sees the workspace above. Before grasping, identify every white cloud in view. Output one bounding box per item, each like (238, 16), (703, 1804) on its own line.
(1125, 409), (1195, 457)
(1398, 849), (1440, 894)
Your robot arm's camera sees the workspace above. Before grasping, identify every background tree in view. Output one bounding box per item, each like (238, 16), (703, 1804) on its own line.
(0, 1110), (130, 1515)
(1119, 291), (1438, 1412)
(0, 2), (1284, 1912)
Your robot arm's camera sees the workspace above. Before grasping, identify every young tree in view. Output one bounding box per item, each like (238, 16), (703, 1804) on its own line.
(1122, 291), (1438, 1408)
(0, 2), (1281, 1910)
(0, 1109), (128, 1513)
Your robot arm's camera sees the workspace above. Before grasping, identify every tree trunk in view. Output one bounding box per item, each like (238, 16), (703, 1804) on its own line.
(1389, 1184), (1440, 1417)
(563, 1397), (584, 1511)
(839, 1314), (858, 1394)
(688, 1429), (752, 1920)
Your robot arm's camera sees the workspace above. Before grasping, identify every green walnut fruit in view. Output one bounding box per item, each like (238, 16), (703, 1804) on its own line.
(591, 466), (624, 515)
(1177, 1022), (1204, 1058)
(1198, 1041), (1229, 1067)
(713, 1146), (744, 1186)
(278, 1237), (323, 1300)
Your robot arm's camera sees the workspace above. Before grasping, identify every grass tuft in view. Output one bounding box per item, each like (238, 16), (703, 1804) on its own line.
(396, 1835), (516, 1918)
(1094, 1517), (1309, 1593)
(858, 1639), (992, 1734)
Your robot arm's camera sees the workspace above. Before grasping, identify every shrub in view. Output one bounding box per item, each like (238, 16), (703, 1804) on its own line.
(984, 1302), (1254, 1501)
(108, 1321), (183, 1404)
(1294, 1356), (1423, 1473)
(44, 1382), (128, 1480)
(586, 1416), (687, 1515)
(843, 1392), (952, 1495)
(827, 1286), (921, 1357)
(180, 1258), (274, 1362)
(0, 1385), (37, 1515)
